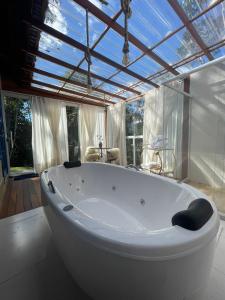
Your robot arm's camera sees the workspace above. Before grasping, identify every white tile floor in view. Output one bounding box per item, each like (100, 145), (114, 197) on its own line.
(0, 208), (225, 300)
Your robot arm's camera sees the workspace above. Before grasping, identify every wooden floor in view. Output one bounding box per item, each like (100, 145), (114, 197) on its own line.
(0, 177), (43, 219)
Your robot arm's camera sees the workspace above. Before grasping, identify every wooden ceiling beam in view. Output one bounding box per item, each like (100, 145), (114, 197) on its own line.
(94, 0), (223, 93)
(119, 37), (225, 97)
(22, 66), (127, 100)
(25, 18), (159, 87)
(3, 86), (106, 107)
(23, 49), (141, 95)
(59, 9), (124, 94)
(29, 79), (114, 104)
(73, 0), (179, 76)
(168, 0), (214, 61)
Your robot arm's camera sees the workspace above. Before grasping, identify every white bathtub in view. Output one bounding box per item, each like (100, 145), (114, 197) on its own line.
(41, 163), (219, 300)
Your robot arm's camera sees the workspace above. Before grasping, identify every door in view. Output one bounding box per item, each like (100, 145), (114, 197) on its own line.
(0, 95), (8, 178)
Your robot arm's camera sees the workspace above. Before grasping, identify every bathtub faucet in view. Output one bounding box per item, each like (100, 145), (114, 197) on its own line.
(125, 164), (141, 171)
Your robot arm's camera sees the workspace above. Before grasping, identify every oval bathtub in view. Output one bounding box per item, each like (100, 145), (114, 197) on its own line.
(41, 163), (219, 300)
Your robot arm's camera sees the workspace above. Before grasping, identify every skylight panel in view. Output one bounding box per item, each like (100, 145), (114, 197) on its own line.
(64, 83), (113, 101)
(64, 83), (89, 94)
(154, 27), (202, 64)
(192, 2), (225, 48)
(177, 0), (215, 19)
(94, 28), (142, 65)
(31, 83), (58, 93)
(95, 82), (120, 94)
(134, 83), (152, 94)
(117, 0), (182, 48)
(108, 72), (137, 86)
(38, 39), (84, 66)
(176, 55), (208, 73)
(58, 90), (84, 99)
(81, 58), (117, 78)
(69, 70), (104, 88)
(32, 73), (62, 86)
(117, 91), (136, 99)
(91, 0), (120, 17)
(128, 55), (163, 77)
(44, 0), (106, 46)
(211, 45), (225, 58)
(151, 72), (175, 85)
(35, 57), (72, 77)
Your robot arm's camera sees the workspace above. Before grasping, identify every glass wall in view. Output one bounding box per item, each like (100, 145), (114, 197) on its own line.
(66, 105), (80, 161)
(0, 96), (8, 177)
(4, 96), (33, 174)
(126, 99), (144, 166)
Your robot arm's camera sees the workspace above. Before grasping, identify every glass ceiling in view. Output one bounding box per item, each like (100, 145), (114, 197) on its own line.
(32, 0), (225, 104)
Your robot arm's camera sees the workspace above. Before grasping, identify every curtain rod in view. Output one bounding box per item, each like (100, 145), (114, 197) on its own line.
(126, 82), (192, 103)
(163, 54), (225, 84)
(126, 54), (225, 103)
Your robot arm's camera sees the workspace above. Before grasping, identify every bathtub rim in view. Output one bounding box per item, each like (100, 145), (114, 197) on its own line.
(41, 163), (220, 261)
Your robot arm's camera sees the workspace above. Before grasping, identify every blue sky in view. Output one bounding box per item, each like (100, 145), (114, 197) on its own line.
(33, 0), (225, 99)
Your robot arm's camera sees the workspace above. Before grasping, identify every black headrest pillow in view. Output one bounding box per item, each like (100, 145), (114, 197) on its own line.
(63, 161), (81, 168)
(172, 198), (213, 231)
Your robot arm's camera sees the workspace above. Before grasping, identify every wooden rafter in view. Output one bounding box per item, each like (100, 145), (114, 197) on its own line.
(73, 0), (179, 76)
(118, 37), (225, 98)
(4, 86), (106, 107)
(23, 49), (141, 95)
(24, 18), (159, 88)
(168, 0), (214, 61)
(59, 9), (125, 94)
(29, 79), (114, 104)
(22, 66), (127, 100)
(96, 0), (223, 94)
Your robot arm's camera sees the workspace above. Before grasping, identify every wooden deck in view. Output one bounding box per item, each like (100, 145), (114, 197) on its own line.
(0, 177), (43, 219)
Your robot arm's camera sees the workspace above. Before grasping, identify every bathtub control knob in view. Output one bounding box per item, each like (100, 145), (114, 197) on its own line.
(63, 205), (74, 212)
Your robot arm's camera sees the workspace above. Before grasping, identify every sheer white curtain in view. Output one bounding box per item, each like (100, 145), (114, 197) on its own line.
(143, 83), (183, 177)
(79, 104), (105, 162)
(143, 88), (164, 168)
(107, 102), (127, 166)
(31, 96), (68, 173)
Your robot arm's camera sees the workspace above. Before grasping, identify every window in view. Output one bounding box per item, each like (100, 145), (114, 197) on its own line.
(66, 106), (80, 161)
(4, 96), (33, 173)
(126, 99), (144, 166)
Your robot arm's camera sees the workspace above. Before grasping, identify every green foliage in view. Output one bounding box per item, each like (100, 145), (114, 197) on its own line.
(45, 0), (60, 24)
(177, 0), (221, 58)
(126, 98), (144, 136)
(125, 99), (144, 166)
(4, 97), (33, 167)
(66, 106), (80, 161)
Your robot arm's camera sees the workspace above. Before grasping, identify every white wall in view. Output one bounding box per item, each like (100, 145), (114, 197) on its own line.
(189, 62), (225, 187)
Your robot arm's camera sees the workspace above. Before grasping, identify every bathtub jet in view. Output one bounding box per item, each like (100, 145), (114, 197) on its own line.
(41, 163), (219, 300)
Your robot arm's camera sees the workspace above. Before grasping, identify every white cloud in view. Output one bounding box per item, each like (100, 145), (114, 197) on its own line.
(89, 0), (103, 9)
(39, 1), (68, 51)
(70, 1), (86, 16)
(70, 0), (103, 18)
